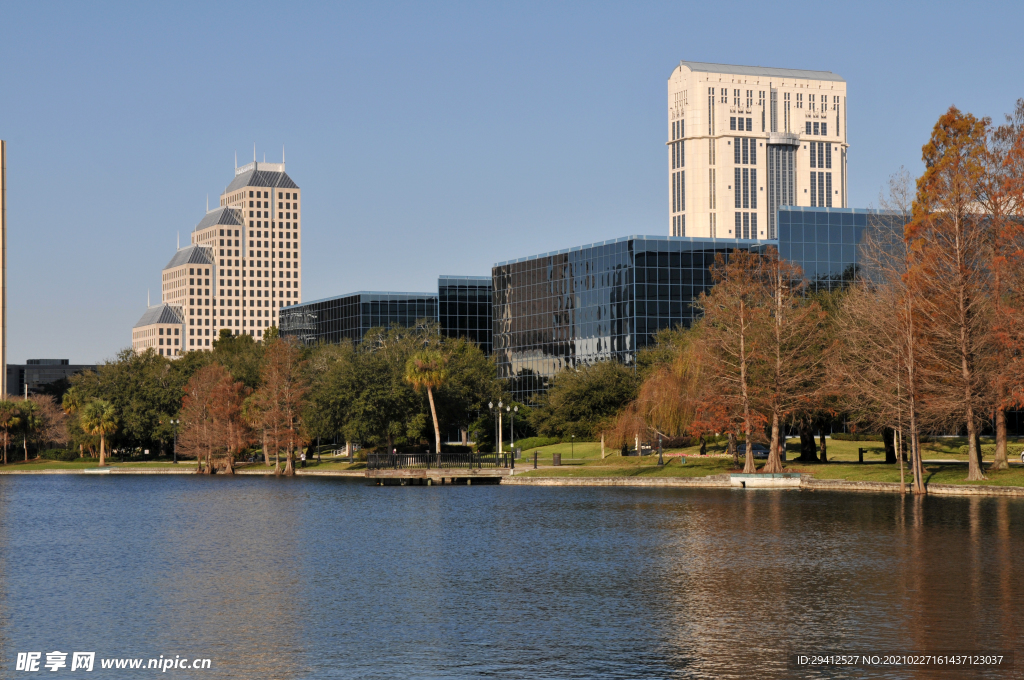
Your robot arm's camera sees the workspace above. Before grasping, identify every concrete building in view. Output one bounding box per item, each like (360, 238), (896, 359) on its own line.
(134, 158), (302, 353)
(216, 160), (302, 336)
(667, 62), (847, 240)
(132, 304), (185, 355)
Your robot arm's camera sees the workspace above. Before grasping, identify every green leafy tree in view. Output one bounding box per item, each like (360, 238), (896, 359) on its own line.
(435, 338), (503, 446)
(212, 329), (265, 389)
(303, 341), (359, 455)
(529, 360), (639, 439)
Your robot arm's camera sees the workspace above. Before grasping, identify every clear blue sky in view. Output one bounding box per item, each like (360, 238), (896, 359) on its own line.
(1, 0), (1022, 364)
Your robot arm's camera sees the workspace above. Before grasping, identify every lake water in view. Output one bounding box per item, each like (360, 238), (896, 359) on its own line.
(0, 476), (1021, 679)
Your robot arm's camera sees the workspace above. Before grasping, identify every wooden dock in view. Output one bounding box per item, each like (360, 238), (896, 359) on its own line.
(366, 468), (511, 485)
(365, 452), (516, 485)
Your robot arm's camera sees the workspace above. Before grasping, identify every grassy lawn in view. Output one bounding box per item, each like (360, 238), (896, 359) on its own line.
(517, 440), (1024, 486)
(0, 458), (199, 470)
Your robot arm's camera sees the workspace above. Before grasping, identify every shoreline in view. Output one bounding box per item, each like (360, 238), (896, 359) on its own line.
(1, 466), (1023, 496)
(505, 474), (1024, 497)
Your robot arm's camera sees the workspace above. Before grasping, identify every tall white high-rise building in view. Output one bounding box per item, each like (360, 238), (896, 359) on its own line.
(667, 61), (847, 240)
(133, 159), (302, 354)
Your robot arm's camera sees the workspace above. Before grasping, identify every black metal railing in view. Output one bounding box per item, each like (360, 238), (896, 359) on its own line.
(366, 452), (515, 470)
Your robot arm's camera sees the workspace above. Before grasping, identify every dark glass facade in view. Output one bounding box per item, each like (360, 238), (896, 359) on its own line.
(280, 291), (438, 345)
(776, 207), (905, 292)
(492, 236), (766, 398)
(438, 276), (493, 354)
(494, 208), (903, 399)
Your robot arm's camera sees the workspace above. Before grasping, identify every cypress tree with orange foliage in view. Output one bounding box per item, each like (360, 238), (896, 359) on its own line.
(695, 250), (768, 474)
(253, 338), (308, 476)
(978, 99), (1024, 470)
(906, 106), (994, 481)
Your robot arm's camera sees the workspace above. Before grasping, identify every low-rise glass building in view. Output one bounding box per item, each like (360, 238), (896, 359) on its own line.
(493, 207), (902, 399)
(438, 275), (493, 354)
(280, 291), (438, 345)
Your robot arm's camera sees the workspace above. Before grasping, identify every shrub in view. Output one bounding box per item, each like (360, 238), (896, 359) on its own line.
(40, 449), (79, 461)
(957, 443), (1024, 457)
(831, 433), (884, 441)
(506, 436), (560, 451)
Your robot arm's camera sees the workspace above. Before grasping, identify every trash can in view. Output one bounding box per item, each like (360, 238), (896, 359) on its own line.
(552, 453), (562, 466)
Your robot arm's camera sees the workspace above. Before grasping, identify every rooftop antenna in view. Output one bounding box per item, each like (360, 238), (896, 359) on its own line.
(177, 231), (180, 250)
(253, 143), (256, 162)
(206, 194), (209, 212)
(263, 152), (266, 162)
(148, 289), (151, 307)
(282, 145), (285, 163)
(234, 151), (237, 169)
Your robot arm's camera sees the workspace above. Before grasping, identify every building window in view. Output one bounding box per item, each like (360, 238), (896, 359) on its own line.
(708, 87), (715, 135)
(734, 212), (741, 236)
(813, 122), (820, 136)
(750, 169), (757, 209)
(710, 212), (717, 238)
(709, 168), (716, 209)
(821, 122), (828, 136)
(734, 138), (741, 165)
(720, 88), (727, 104)
(826, 172), (833, 207)
(806, 122), (812, 135)
(730, 116), (736, 131)
(746, 90), (753, 108)
(810, 142), (817, 168)
(809, 94), (816, 111)
(742, 168), (749, 209)
(825, 143), (832, 169)
(734, 168), (742, 208)
(733, 89), (740, 106)
(743, 212), (750, 239)
(811, 172), (818, 207)
(818, 171), (825, 207)
(797, 93), (803, 109)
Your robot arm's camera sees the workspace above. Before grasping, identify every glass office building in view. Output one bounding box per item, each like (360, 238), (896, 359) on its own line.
(438, 275), (493, 354)
(493, 207), (902, 399)
(776, 206), (903, 291)
(280, 291), (438, 346)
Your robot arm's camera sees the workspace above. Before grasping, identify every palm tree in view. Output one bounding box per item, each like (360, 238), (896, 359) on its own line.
(80, 400), (118, 467)
(404, 349), (448, 463)
(62, 387), (85, 458)
(0, 401), (18, 465)
(61, 387), (82, 415)
(16, 400), (40, 461)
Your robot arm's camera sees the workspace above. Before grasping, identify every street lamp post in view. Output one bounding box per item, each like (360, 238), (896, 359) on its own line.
(508, 405), (518, 452)
(571, 434), (575, 459)
(171, 419), (179, 464)
(488, 401), (503, 457)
